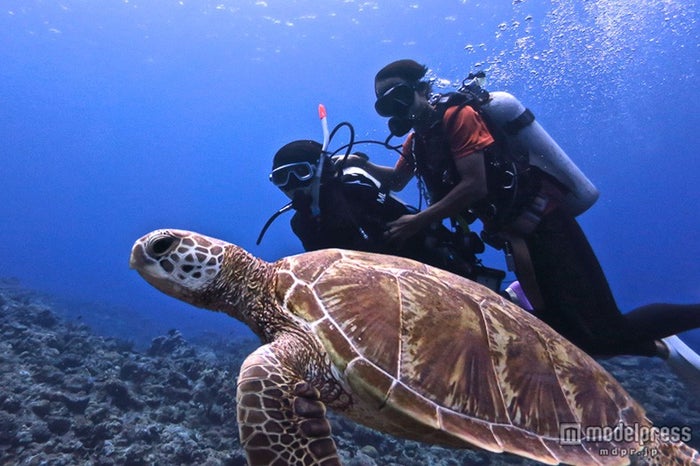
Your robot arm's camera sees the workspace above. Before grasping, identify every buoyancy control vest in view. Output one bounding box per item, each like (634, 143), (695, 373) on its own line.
(408, 92), (537, 230)
(407, 79), (599, 232)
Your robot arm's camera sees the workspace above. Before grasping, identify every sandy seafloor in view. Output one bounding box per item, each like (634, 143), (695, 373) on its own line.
(1, 278), (698, 466)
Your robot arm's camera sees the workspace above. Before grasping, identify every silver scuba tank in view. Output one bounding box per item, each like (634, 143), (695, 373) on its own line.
(481, 91), (599, 217)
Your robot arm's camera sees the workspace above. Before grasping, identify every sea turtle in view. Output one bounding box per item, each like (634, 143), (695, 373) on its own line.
(130, 229), (699, 466)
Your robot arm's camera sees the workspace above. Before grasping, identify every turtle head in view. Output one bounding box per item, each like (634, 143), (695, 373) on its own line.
(131, 229), (275, 335)
(130, 229), (228, 307)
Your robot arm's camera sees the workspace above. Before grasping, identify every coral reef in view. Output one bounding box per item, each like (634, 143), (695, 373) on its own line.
(0, 279), (698, 465)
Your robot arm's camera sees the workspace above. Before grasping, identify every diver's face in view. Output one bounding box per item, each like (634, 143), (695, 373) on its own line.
(375, 77), (430, 122)
(271, 160), (318, 203)
(279, 178), (312, 199)
(270, 161), (317, 188)
(280, 180), (311, 200)
(281, 185), (313, 205)
(375, 78), (416, 119)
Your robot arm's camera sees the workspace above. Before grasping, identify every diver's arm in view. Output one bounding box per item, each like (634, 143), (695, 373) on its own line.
(418, 150), (487, 220)
(338, 155), (413, 191)
(364, 160), (413, 191)
(386, 151), (487, 241)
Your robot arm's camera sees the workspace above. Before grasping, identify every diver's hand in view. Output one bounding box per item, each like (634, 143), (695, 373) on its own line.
(385, 214), (426, 245)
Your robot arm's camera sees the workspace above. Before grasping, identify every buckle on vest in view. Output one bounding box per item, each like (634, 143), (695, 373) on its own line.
(502, 170), (516, 190)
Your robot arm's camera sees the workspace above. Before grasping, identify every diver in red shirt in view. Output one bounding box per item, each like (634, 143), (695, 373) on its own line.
(347, 59), (700, 359)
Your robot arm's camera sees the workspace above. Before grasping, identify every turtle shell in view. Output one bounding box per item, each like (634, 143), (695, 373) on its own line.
(273, 249), (646, 465)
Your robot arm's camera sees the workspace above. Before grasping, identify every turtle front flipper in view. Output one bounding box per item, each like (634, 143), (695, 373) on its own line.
(237, 343), (340, 466)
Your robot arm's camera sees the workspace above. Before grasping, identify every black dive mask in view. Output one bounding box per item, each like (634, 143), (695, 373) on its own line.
(374, 83), (415, 118)
(375, 82), (418, 137)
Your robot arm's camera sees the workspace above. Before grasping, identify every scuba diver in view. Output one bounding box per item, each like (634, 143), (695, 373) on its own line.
(259, 138), (505, 292)
(345, 58), (700, 361)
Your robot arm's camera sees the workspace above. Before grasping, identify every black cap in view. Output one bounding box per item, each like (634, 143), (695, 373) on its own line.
(374, 59), (428, 97)
(272, 140), (322, 171)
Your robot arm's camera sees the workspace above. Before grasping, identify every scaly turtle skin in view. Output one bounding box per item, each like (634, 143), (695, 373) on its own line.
(130, 229), (699, 466)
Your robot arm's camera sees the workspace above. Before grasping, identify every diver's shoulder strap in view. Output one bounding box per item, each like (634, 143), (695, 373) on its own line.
(503, 107), (535, 135)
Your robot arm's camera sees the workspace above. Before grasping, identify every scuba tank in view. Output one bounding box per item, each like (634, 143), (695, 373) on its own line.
(390, 73), (599, 219)
(479, 91), (599, 217)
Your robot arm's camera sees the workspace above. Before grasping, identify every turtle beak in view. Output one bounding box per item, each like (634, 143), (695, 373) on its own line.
(129, 234), (158, 270)
(129, 243), (144, 270)
(129, 230), (178, 286)
(129, 231), (191, 301)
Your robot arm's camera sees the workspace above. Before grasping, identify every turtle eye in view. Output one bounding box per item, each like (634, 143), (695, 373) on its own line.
(147, 235), (177, 257)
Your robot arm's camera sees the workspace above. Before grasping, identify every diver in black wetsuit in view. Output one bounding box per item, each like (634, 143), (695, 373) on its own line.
(265, 139), (505, 291)
(519, 208), (700, 358)
(358, 58), (700, 359)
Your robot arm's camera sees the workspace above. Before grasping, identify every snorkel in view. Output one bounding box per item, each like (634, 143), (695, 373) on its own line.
(310, 104), (330, 217)
(320, 104), (330, 150)
(256, 105), (332, 245)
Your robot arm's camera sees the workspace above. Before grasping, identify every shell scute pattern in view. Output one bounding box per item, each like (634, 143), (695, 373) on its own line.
(284, 250), (345, 284)
(274, 271), (296, 303)
(479, 296), (577, 435)
(544, 335), (645, 429)
(284, 277), (326, 322)
(395, 270), (507, 424)
(342, 249), (432, 274)
(277, 249), (653, 459)
(313, 263), (402, 376)
(343, 359), (394, 409)
(275, 251), (348, 325)
(278, 250), (403, 376)
(491, 425), (559, 464)
(312, 319), (358, 374)
(438, 408), (502, 451)
(382, 378), (440, 430)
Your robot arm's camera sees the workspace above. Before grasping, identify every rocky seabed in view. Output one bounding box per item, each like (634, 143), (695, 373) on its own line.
(0, 279), (698, 466)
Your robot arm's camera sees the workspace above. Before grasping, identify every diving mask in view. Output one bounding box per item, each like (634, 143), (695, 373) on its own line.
(374, 82), (416, 118)
(269, 161), (316, 188)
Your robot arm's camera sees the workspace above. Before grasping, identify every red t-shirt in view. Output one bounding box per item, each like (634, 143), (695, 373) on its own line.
(395, 105), (494, 171)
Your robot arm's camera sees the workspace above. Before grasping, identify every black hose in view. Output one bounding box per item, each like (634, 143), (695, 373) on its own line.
(325, 121), (355, 177)
(256, 202), (293, 245)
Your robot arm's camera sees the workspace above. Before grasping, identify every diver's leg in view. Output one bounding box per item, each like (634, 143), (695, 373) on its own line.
(525, 209), (626, 353)
(624, 303), (700, 341)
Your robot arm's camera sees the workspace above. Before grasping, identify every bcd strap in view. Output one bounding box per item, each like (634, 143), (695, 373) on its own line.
(503, 108), (535, 135)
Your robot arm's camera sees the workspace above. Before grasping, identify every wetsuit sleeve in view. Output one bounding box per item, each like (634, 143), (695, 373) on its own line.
(444, 106), (494, 159)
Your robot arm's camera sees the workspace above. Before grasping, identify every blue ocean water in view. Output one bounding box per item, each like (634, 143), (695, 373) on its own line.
(1, 0), (698, 353)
